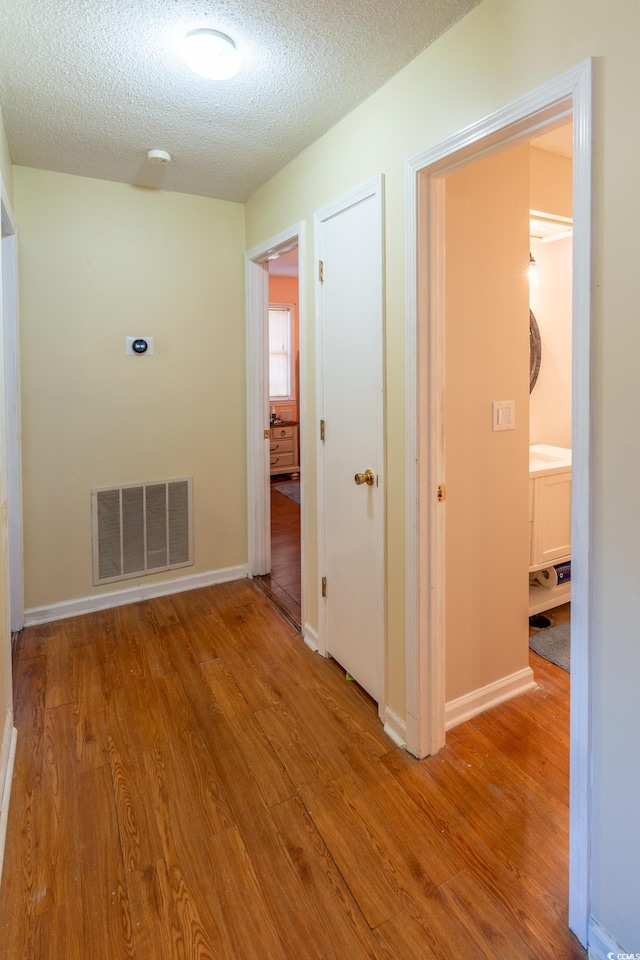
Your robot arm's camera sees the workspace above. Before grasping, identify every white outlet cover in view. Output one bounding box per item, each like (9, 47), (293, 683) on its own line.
(125, 336), (154, 356)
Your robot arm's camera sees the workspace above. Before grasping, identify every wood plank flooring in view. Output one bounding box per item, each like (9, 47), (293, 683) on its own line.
(255, 482), (301, 627)
(0, 580), (586, 959)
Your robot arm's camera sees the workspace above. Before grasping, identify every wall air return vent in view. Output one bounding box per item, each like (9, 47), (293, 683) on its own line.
(91, 477), (193, 585)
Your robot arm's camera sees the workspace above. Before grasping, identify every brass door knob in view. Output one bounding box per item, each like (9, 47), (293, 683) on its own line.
(354, 469), (375, 486)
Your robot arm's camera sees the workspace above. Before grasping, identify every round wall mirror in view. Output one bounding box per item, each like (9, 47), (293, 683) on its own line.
(530, 309), (541, 393)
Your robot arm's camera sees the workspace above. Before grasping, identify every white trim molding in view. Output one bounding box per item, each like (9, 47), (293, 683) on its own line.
(24, 564), (248, 626)
(384, 707), (407, 749)
(445, 668), (536, 732)
(303, 622), (318, 652)
(0, 709), (17, 885)
(587, 918), (631, 960)
(404, 59), (594, 947)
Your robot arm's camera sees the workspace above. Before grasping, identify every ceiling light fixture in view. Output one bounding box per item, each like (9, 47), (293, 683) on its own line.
(181, 29), (241, 80)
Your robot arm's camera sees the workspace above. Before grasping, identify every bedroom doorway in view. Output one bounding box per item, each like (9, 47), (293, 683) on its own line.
(245, 224), (305, 634)
(256, 249), (302, 628)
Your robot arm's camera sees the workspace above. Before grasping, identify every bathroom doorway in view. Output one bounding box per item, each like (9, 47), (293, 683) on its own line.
(527, 130), (573, 672)
(404, 60), (593, 944)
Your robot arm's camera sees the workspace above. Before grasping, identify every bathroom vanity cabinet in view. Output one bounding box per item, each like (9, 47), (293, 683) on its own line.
(529, 444), (572, 615)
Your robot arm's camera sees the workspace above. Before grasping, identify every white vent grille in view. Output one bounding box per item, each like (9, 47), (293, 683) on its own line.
(91, 477), (193, 585)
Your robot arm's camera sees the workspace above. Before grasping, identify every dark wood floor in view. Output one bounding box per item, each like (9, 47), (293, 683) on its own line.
(0, 580), (585, 959)
(256, 481), (301, 627)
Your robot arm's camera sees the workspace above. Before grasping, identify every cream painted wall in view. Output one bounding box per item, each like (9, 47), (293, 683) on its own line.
(14, 167), (246, 610)
(444, 144), (530, 704)
(0, 104), (14, 740)
(529, 146), (572, 219)
(529, 237), (572, 447)
(0, 104), (14, 206)
(244, 0), (640, 948)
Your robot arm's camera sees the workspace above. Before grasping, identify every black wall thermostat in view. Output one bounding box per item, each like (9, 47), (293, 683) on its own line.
(125, 335), (154, 356)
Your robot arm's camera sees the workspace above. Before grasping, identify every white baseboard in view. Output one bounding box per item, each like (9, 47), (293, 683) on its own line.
(445, 666), (536, 731)
(303, 622), (318, 652)
(24, 564), (249, 626)
(384, 707), (407, 748)
(587, 917), (630, 960)
(0, 709), (17, 886)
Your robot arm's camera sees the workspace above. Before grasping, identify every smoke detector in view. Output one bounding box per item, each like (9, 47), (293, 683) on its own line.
(147, 149), (172, 164)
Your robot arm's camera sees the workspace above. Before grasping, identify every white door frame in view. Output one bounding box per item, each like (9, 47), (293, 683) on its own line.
(245, 223), (305, 616)
(1, 177), (23, 635)
(315, 176), (387, 722)
(404, 59), (593, 945)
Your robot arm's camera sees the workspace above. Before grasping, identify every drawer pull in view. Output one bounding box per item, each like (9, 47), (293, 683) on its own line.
(272, 444), (279, 450)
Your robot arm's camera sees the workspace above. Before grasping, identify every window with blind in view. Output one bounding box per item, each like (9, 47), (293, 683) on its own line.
(269, 304), (294, 400)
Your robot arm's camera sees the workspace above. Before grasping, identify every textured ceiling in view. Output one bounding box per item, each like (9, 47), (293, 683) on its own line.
(269, 248), (298, 277)
(530, 123), (573, 159)
(0, 0), (482, 202)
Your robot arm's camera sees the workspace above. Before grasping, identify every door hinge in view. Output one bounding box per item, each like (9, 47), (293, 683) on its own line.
(320, 419), (325, 441)
(264, 429), (270, 439)
(321, 577), (327, 598)
(437, 484), (446, 502)
(318, 260), (324, 282)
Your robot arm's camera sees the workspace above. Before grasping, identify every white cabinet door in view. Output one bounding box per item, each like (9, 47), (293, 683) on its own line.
(533, 472), (571, 566)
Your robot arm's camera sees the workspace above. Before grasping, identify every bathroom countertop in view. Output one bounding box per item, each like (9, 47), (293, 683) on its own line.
(529, 444), (572, 478)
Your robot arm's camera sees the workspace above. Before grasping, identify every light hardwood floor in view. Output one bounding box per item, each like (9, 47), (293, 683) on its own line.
(255, 482), (301, 628)
(0, 580), (585, 959)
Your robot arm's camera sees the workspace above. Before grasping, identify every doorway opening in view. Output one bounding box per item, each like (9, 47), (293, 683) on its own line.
(245, 223), (305, 635)
(527, 139), (573, 670)
(434, 127), (575, 730)
(255, 249), (302, 628)
(405, 61), (593, 946)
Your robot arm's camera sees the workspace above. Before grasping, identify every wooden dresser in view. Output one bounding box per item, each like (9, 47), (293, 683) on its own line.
(269, 422), (299, 478)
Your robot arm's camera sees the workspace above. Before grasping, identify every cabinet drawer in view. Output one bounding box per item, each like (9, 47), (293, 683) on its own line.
(270, 438), (293, 454)
(271, 425), (294, 440)
(270, 452), (294, 468)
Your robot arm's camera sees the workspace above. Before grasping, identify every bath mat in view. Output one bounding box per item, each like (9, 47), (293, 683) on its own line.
(529, 622), (570, 673)
(273, 482), (300, 505)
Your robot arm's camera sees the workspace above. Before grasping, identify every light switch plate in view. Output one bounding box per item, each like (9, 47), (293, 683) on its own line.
(493, 400), (514, 431)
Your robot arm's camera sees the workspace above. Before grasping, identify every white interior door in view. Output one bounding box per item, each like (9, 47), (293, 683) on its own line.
(316, 177), (384, 704)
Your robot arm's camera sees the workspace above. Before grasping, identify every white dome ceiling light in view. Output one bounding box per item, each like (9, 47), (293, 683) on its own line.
(181, 29), (241, 80)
